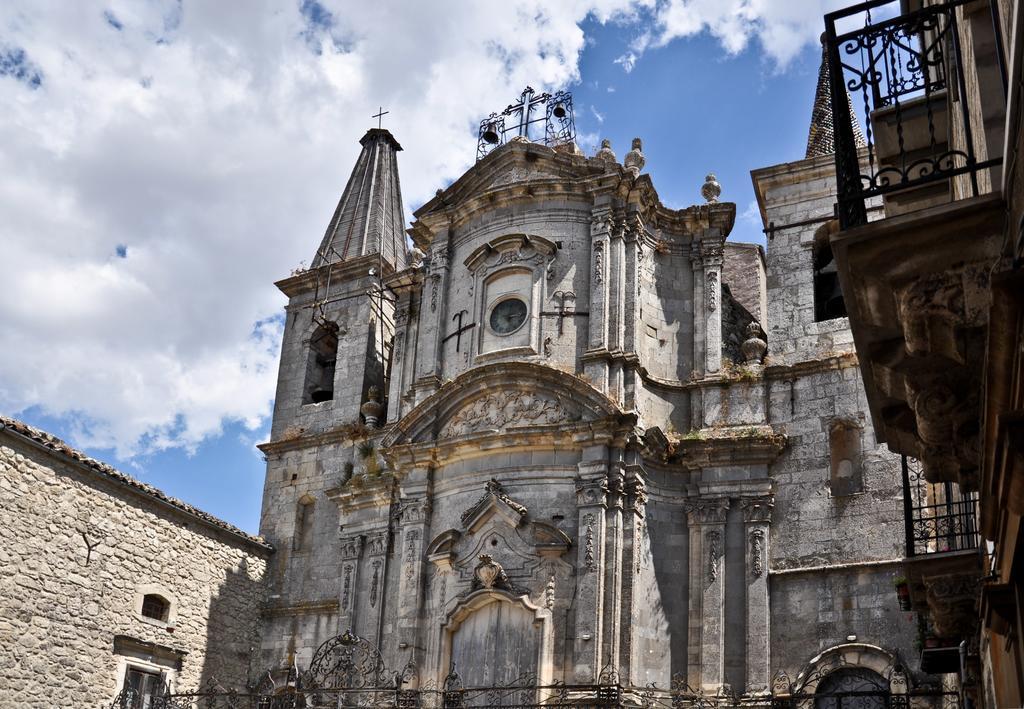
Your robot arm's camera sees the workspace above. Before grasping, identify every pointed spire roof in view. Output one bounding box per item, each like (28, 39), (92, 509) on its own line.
(806, 37), (867, 159)
(313, 128), (408, 269)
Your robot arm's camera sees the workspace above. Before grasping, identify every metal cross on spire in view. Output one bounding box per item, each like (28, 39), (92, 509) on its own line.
(372, 106), (389, 129)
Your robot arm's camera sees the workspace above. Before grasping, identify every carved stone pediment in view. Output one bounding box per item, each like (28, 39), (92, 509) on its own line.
(441, 389), (581, 439)
(464, 234), (557, 277)
(382, 362), (621, 449)
(460, 479), (528, 532)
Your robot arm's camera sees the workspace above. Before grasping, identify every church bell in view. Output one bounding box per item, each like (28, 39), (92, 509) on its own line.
(551, 101), (567, 118)
(482, 121), (501, 144)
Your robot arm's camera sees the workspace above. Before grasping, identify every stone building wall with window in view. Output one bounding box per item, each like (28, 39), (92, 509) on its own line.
(0, 417), (272, 706)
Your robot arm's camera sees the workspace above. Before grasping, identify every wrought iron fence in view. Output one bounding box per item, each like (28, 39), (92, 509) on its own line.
(110, 630), (960, 709)
(901, 456), (980, 557)
(824, 0), (1007, 229)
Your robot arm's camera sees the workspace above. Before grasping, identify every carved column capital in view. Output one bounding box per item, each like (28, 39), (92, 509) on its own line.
(685, 497), (729, 525)
(575, 477), (609, 508)
(340, 535), (364, 560)
(364, 531), (388, 557)
(399, 498), (431, 526)
(741, 496), (774, 524)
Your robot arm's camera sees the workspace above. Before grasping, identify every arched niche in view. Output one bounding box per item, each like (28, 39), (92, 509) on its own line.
(440, 589), (554, 689)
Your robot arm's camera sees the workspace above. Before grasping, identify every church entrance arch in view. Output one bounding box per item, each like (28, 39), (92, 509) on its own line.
(442, 589), (553, 689)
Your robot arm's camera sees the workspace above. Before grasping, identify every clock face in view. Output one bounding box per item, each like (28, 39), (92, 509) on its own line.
(489, 298), (528, 335)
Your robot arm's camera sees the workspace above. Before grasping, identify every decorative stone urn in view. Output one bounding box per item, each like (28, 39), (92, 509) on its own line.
(360, 385), (385, 428)
(624, 137), (645, 177)
(741, 321), (768, 365)
(595, 138), (617, 163)
(702, 173), (722, 203)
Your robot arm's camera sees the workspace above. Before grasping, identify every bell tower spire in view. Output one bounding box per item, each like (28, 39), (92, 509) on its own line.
(313, 127), (408, 270)
(806, 36), (866, 159)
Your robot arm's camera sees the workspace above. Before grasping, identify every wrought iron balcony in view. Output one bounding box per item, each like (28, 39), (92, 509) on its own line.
(901, 456), (980, 557)
(825, 0), (1007, 229)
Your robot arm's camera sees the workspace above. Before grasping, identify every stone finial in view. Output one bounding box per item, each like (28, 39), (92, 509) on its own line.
(624, 137), (645, 177)
(701, 173), (721, 203)
(360, 385), (384, 427)
(595, 138), (617, 163)
(741, 321), (768, 365)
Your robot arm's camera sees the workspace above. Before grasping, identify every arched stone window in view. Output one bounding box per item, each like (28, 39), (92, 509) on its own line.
(133, 584), (177, 627)
(812, 225), (846, 322)
(303, 322), (339, 404)
(463, 234), (557, 360)
(140, 594), (170, 622)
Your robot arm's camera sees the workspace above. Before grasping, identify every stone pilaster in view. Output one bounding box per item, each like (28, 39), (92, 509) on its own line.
(741, 496), (773, 695)
(386, 297), (413, 424)
(574, 469), (609, 681)
(361, 530), (389, 647)
(338, 535), (364, 632)
(396, 497), (431, 655)
(697, 240), (724, 375)
(620, 464), (647, 684)
(585, 208), (612, 393)
(685, 497), (729, 692)
(414, 240), (450, 402)
(601, 455), (626, 676)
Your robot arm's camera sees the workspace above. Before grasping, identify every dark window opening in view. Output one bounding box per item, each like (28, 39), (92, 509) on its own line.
(125, 666), (166, 707)
(304, 323), (338, 404)
(813, 237), (846, 321)
(140, 594), (170, 622)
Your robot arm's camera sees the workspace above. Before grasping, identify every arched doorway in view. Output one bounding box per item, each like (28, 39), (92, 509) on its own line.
(814, 667), (888, 709)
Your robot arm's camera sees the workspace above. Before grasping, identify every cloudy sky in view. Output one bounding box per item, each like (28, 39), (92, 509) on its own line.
(1, 0), (851, 532)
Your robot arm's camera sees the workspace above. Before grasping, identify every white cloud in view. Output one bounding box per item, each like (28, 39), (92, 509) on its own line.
(0, 0), (826, 458)
(618, 0), (850, 70)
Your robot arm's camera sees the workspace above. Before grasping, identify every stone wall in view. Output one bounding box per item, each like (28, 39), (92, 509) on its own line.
(0, 421), (270, 707)
(754, 154), (917, 680)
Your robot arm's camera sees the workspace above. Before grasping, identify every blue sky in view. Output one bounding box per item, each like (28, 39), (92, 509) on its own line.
(1, 1), (838, 534)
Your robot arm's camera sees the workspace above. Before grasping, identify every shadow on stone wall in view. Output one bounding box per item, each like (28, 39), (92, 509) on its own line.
(196, 556), (267, 692)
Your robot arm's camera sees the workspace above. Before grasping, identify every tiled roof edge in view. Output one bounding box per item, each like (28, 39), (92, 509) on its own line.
(0, 416), (273, 553)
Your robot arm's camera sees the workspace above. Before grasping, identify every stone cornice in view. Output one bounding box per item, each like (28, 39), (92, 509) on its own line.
(274, 253), (393, 298)
(644, 425), (787, 468)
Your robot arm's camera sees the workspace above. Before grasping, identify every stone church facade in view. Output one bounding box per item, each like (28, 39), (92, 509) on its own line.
(255, 91), (925, 703)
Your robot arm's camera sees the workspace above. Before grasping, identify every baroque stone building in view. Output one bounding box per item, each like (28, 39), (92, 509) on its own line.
(254, 79), (929, 704)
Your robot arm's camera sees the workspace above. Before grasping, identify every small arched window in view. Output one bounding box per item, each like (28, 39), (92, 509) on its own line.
(140, 594), (170, 622)
(813, 226), (846, 322)
(304, 322), (339, 404)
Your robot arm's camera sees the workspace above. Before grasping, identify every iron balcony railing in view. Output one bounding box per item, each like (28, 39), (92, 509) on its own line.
(901, 456), (980, 556)
(824, 0), (1008, 229)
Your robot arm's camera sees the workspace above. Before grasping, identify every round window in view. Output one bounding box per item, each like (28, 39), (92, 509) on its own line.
(489, 298), (528, 335)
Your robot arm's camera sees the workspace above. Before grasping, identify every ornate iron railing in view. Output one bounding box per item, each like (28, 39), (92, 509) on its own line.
(824, 0), (1007, 229)
(901, 456), (980, 556)
(110, 631), (959, 709)
(475, 86), (576, 161)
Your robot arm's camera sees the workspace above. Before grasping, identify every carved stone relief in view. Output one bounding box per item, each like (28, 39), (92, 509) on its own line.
(441, 391), (579, 438)
(707, 530), (721, 582)
(706, 271), (719, 312)
(341, 563), (354, 610)
(593, 241), (605, 285)
(369, 560), (382, 608)
(750, 529), (765, 578)
(404, 529), (420, 584)
(583, 514), (597, 572)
